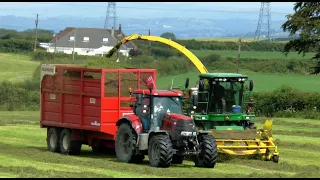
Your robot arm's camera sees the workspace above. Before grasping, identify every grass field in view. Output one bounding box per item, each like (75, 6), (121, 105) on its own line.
(182, 37), (255, 42)
(191, 50), (316, 60)
(0, 53), (39, 82)
(180, 37), (291, 43)
(157, 71), (320, 92)
(1, 111), (320, 178)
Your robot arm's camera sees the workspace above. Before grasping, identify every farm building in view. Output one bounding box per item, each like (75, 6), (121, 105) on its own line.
(42, 24), (136, 57)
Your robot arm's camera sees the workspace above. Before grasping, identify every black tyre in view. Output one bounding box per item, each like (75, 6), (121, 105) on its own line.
(47, 127), (61, 153)
(172, 155), (184, 164)
(59, 129), (82, 155)
(245, 121), (257, 130)
(115, 123), (144, 163)
(148, 134), (173, 168)
(272, 155), (279, 163)
(193, 135), (218, 168)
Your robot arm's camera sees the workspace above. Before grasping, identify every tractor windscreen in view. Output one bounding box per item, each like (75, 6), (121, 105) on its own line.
(153, 96), (183, 122)
(208, 81), (244, 114)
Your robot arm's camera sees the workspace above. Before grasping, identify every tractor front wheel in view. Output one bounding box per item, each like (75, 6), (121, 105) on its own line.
(148, 134), (173, 168)
(193, 135), (218, 168)
(115, 123), (144, 163)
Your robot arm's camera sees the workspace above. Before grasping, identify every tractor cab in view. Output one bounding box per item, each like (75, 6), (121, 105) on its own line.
(131, 89), (195, 133)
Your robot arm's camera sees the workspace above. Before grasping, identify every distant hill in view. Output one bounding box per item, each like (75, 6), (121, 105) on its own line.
(0, 15), (291, 39)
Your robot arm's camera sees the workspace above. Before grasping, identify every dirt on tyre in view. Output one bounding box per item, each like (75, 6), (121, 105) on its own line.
(115, 123), (144, 163)
(148, 134), (173, 168)
(193, 135), (218, 168)
(172, 155), (184, 164)
(59, 129), (82, 155)
(47, 127), (61, 153)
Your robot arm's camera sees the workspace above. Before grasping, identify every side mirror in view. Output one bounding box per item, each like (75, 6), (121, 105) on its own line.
(192, 95), (198, 106)
(199, 80), (205, 91)
(249, 80), (254, 91)
(185, 78), (189, 89)
(136, 94), (143, 105)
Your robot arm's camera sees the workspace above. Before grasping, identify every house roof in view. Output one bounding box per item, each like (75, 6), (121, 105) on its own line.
(106, 29), (137, 49)
(50, 27), (136, 50)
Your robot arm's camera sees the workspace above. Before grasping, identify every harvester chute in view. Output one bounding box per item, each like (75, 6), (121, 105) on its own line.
(105, 34), (279, 163)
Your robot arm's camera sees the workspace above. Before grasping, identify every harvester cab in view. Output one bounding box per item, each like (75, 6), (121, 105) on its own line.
(115, 83), (218, 168)
(185, 73), (256, 131)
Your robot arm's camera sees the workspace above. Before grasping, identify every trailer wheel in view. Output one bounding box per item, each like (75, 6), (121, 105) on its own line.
(148, 134), (173, 168)
(193, 135), (218, 168)
(59, 129), (82, 155)
(115, 123), (143, 163)
(47, 127), (61, 153)
(172, 155), (184, 164)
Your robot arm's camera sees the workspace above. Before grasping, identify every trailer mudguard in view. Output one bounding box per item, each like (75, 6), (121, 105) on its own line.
(116, 114), (143, 134)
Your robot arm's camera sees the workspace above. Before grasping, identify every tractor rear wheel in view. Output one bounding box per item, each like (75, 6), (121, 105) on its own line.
(59, 129), (82, 155)
(193, 135), (218, 168)
(47, 127), (61, 153)
(172, 155), (184, 164)
(115, 123), (144, 163)
(148, 134), (173, 168)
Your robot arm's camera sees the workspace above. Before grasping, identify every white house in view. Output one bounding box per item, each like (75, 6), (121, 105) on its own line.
(46, 25), (136, 57)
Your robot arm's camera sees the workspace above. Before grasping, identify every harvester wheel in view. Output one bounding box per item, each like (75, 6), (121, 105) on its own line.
(148, 134), (173, 168)
(272, 155), (279, 163)
(115, 123), (143, 163)
(59, 129), (82, 155)
(47, 127), (61, 153)
(172, 155), (184, 164)
(193, 135), (218, 168)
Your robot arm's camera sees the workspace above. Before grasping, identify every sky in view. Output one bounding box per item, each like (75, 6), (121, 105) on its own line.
(0, 2), (296, 20)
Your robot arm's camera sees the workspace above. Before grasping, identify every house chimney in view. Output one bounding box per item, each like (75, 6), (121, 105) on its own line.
(111, 27), (114, 37)
(119, 24), (122, 33)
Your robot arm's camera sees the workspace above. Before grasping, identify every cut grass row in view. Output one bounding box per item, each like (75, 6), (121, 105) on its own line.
(0, 111), (320, 178)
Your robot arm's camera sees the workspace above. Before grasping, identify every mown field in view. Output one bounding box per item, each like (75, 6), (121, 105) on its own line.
(0, 111), (320, 178)
(0, 53), (39, 82)
(157, 71), (320, 92)
(191, 50), (315, 60)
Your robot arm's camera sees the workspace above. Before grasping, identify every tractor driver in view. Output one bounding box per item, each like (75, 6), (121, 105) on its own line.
(153, 99), (166, 128)
(212, 81), (226, 113)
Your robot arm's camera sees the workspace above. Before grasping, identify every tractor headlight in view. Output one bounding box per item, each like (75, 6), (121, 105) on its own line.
(242, 78), (246, 81)
(223, 78), (227, 82)
(218, 78), (223, 81)
(181, 131), (196, 136)
(193, 106), (197, 109)
(238, 78), (242, 81)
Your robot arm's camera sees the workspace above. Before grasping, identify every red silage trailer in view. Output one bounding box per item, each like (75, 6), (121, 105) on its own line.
(40, 64), (156, 154)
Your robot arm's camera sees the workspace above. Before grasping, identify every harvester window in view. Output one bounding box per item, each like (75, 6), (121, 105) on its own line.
(209, 81), (244, 114)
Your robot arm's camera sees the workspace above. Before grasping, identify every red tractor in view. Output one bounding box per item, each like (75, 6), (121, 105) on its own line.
(115, 81), (218, 168)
